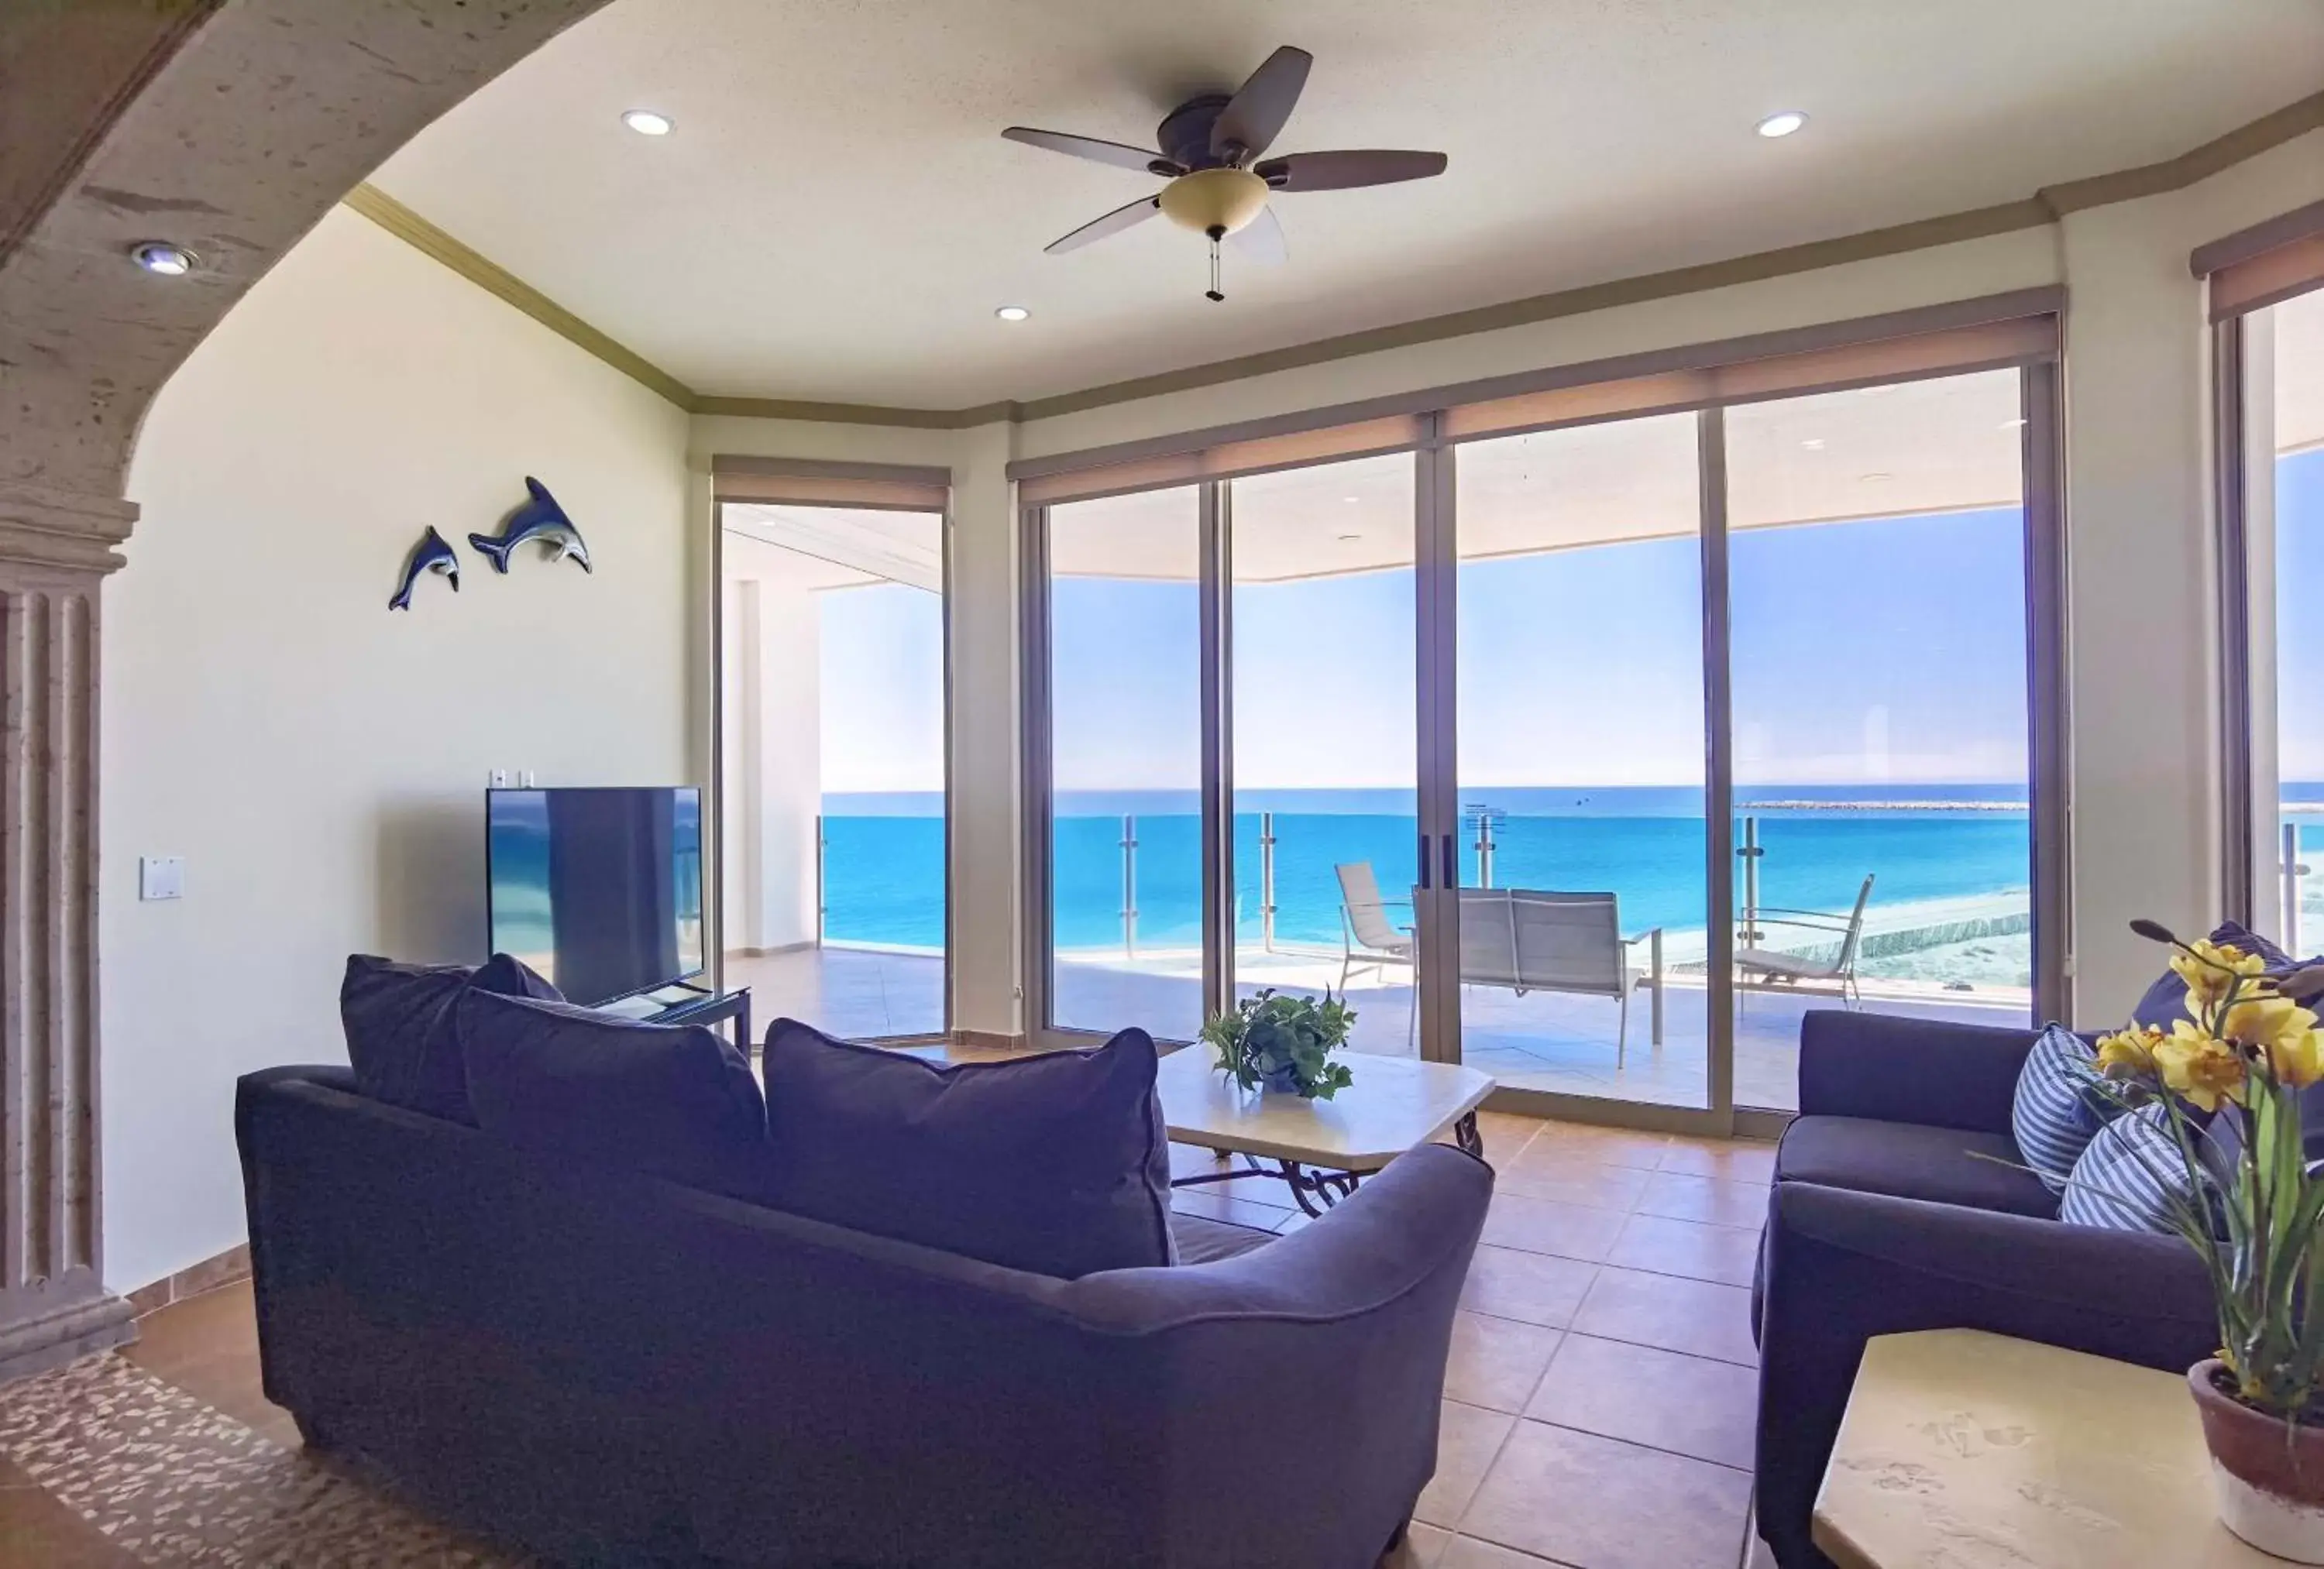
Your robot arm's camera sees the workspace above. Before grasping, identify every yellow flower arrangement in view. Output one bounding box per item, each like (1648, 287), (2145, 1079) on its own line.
(2078, 922), (2324, 1422)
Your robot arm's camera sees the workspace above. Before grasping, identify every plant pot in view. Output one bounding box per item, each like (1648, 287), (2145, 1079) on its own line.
(2190, 1359), (2324, 1562)
(1257, 1062), (1308, 1096)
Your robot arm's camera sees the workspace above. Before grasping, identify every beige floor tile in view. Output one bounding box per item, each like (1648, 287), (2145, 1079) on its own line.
(1439, 1536), (1561, 1567)
(1170, 1186), (1304, 1232)
(1460, 1245), (1600, 1329)
(1657, 1140), (1779, 1184)
(1470, 1111), (1549, 1161)
(118, 1279), (298, 1444)
(1524, 1123), (1671, 1170)
(1479, 1192), (1631, 1264)
(1444, 1311), (1563, 1413)
(1414, 1400), (1517, 1530)
(1633, 1171), (1771, 1230)
(1525, 1333), (1758, 1469)
(1572, 1266), (1760, 1367)
(1607, 1212), (1764, 1289)
(1383, 1519), (1452, 1567)
(1460, 1420), (1752, 1569)
(1493, 1148), (1653, 1211)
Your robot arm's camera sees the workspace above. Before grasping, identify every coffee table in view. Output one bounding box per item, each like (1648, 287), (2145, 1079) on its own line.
(1155, 1048), (1496, 1217)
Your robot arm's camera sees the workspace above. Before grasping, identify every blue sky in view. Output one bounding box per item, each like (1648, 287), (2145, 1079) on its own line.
(820, 453), (2324, 795)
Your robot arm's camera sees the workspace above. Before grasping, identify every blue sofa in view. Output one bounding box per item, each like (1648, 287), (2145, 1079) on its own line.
(1752, 1010), (2219, 1569)
(236, 1064), (1492, 1568)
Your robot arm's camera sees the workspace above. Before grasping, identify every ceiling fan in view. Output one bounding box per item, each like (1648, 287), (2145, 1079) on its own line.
(1002, 45), (1447, 301)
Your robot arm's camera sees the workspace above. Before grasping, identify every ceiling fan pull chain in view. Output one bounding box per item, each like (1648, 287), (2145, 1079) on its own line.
(1206, 235), (1225, 303)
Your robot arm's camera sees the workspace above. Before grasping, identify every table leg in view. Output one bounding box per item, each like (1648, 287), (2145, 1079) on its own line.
(1455, 1111), (1484, 1159)
(1277, 1160), (1361, 1218)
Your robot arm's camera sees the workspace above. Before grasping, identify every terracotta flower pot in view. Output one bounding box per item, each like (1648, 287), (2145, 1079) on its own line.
(2190, 1359), (2324, 1562)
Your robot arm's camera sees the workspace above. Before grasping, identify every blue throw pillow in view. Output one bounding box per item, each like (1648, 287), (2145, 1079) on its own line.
(2059, 1103), (2221, 1233)
(2012, 1022), (2109, 1193)
(457, 989), (768, 1202)
(340, 952), (559, 1124)
(759, 1019), (1174, 1279)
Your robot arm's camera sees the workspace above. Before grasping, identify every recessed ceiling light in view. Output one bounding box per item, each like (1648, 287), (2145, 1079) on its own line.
(1756, 111), (1808, 139)
(1860, 472), (1893, 482)
(1337, 533), (1363, 543)
(1342, 495), (1360, 503)
(994, 305), (1030, 322)
(130, 241), (195, 276)
(622, 109), (674, 136)
(1800, 438), (1827, 451)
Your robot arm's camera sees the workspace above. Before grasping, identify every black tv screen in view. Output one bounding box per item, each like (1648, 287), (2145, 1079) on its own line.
(487, 787), (705, 1006)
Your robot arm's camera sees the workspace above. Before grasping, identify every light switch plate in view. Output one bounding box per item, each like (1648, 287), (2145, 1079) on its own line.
(139, 855), (184, 901)
(489, 769), (514, 788)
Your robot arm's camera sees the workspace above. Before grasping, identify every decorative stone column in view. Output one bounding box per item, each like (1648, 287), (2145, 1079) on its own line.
(0, 484), (134, 1379)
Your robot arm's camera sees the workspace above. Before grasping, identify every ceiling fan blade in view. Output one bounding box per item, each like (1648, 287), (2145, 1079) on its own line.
(1227, 204), (1287, 266)
(1003, 126), (1175, 175)
(1256, 149), (1449, 191)
(1045, 194), (1163, 254)
(1211, 45), (1312, 160)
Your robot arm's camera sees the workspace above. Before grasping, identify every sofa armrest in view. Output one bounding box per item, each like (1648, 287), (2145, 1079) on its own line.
(1062, 1144), (1494, 1567)
(1754, 1180), (2215, 1569)
(1796, 1008), (2042, 1134)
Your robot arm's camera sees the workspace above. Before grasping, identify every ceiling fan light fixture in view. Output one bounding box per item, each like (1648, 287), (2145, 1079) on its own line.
(1159, 167), (1270, 237)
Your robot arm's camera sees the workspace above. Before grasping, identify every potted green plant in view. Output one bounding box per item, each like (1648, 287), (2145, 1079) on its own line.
(2078, 922), (2324, 1560)
(1201, 988), (1356, 1100)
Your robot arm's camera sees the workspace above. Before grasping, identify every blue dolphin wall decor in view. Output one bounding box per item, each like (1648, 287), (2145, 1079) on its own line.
(469, 477), (592, 575)
(388, 526), (460, 611)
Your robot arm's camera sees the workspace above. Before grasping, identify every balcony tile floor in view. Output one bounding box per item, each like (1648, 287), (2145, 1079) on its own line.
(0, 1112), (1777, 1567)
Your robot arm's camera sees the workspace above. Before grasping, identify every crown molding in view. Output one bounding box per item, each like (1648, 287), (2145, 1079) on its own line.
(346, 86), (2324, 431)
(341, 184), (696, 410)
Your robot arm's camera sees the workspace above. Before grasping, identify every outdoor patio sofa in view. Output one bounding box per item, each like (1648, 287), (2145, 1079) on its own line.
(1750, 1009), (2217, 1569)
(237, 1063), (1491, 1567)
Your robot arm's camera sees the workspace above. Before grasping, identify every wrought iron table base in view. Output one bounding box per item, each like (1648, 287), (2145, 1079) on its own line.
(1171, 1112), (1483, 1219)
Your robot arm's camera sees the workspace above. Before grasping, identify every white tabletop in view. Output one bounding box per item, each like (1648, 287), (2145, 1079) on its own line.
(1154, 1047), (1496, 1172)
(1815, 1329), (2273, 1569)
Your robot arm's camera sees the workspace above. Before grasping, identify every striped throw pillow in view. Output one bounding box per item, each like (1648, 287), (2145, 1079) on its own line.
(2012, 1022), (2106, 1192)
(2059, 1104), (2205, 1233)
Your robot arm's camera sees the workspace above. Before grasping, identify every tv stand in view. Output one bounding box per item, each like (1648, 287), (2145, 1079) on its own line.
(637, 985), (751, 1053)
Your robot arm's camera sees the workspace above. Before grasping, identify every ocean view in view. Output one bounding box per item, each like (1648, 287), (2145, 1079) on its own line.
(817, 784), (2324, 987)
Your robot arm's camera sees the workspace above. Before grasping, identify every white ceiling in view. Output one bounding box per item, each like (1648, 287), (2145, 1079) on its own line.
(373, 0), (2324, 410)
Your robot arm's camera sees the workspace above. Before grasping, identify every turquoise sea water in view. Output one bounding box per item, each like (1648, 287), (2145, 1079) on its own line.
(820, 787), (2324, 958)
(822, 785), (2044, 953)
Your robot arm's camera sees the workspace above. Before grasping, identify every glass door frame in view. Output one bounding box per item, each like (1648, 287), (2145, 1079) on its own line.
(1018, 316), (2071, 1136)
(708, 479), (957, 1048)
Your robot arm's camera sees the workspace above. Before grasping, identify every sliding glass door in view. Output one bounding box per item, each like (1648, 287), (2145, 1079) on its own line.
(719, 500), (947, 1042)
(1024, 315), (2064, 1127)
(1044, 486), (1207, 1042)
(1448, 416), (1711, 1106)
(1723, 372), (2037, 1111)
(1229, 454), (1421, 1057)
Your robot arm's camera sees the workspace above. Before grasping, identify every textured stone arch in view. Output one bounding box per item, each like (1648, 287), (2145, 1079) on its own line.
(0, 0), (614, 1379)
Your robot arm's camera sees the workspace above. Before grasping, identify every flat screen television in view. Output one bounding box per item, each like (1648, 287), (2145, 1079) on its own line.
(486, 786), (705, 1006)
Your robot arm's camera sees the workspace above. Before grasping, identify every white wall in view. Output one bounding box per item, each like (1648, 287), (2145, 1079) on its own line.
(105, 205), (690, 1292)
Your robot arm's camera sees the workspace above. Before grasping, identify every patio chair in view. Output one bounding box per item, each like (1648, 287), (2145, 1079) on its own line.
(1336, 862), (1418, 1049)
(1734, 873), (1875, 1008)
(1455, 887), (1665, 1067)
